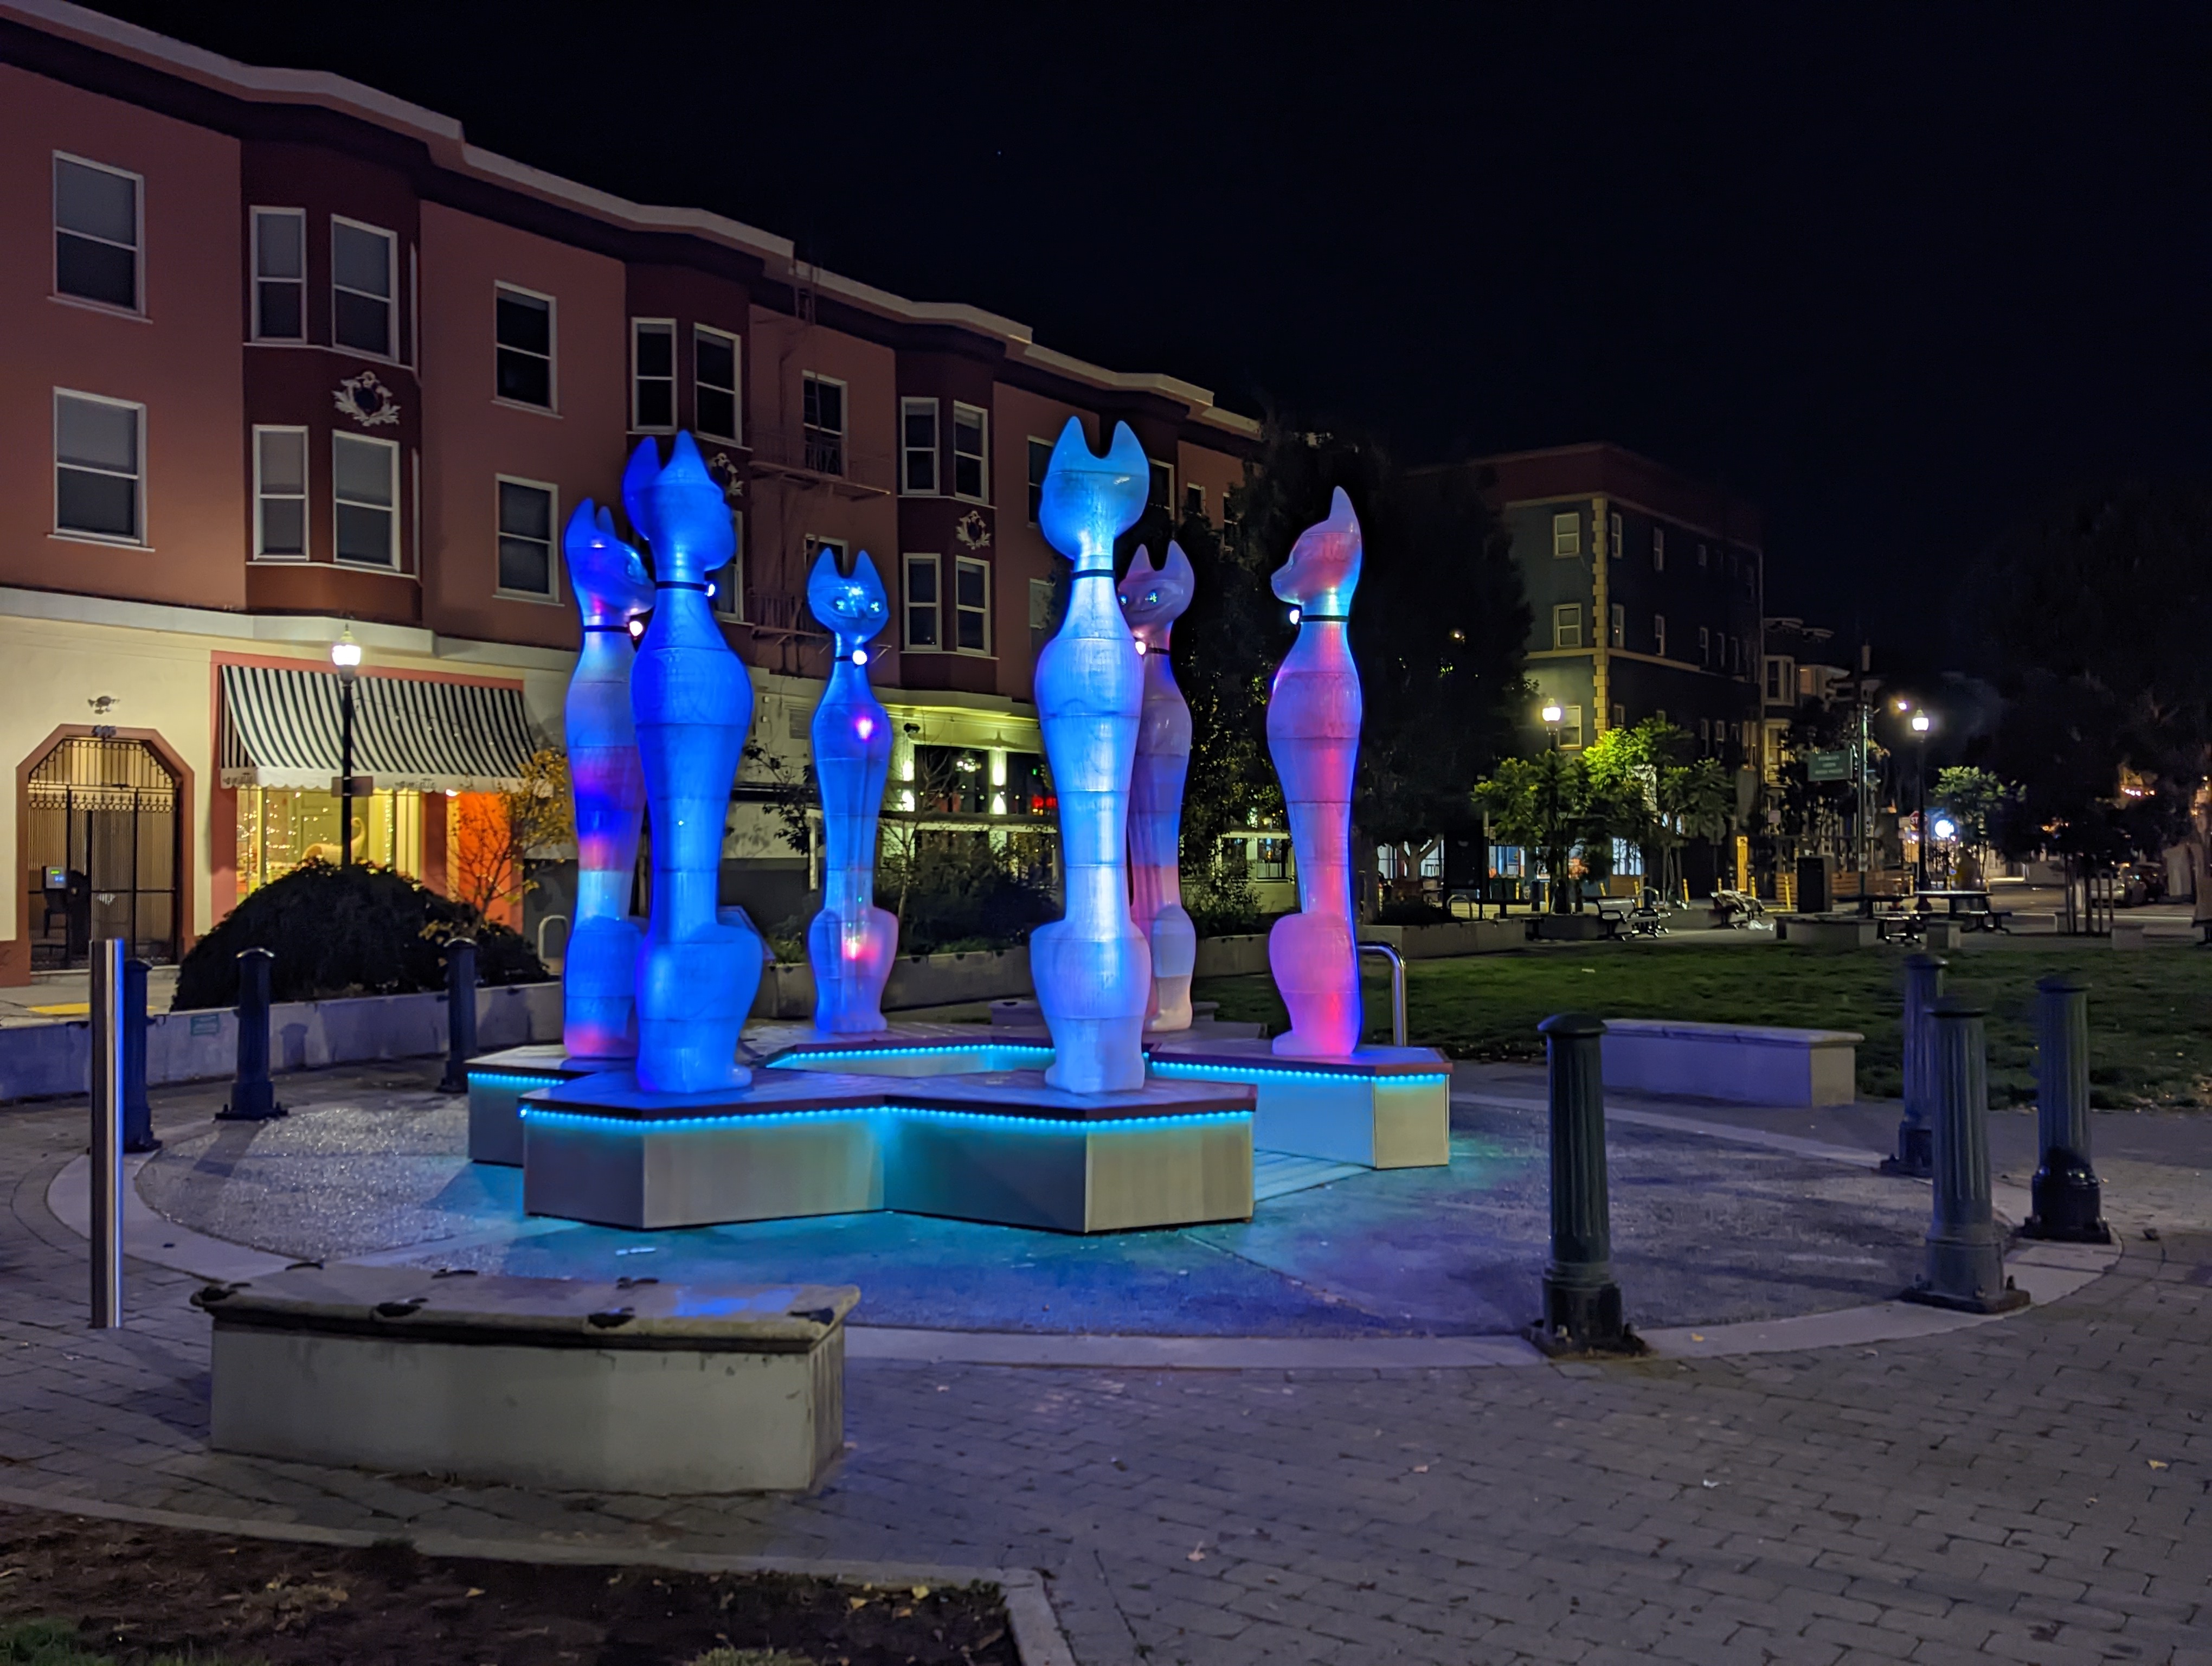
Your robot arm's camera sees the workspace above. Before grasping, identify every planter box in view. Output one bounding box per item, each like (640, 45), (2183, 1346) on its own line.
(1531, 913), (1612, 942)
(0, 982), (561, 1104)
(1777, 914), (1877, 949)
(1603, 1017), (1862, 1107)
(1358, 920), (1523, 958)
(1192, 934), (1271, 978)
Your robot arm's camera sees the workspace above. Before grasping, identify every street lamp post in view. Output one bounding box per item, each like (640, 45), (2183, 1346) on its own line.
(331, 628), (361, 871)
(1541, 702), (1564, 752)
(1910, 709), (1933, 893)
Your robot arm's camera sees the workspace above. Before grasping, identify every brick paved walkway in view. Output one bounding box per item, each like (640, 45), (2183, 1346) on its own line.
(2, 1098), (2207, 1665)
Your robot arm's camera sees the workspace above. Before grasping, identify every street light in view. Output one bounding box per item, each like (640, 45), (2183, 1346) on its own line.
(1541, 701), (1565, 751)
(1908, 708), (1933, 893)
(330, 627), (361, 871)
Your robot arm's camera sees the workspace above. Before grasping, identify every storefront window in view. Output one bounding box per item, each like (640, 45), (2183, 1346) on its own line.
(235, 786), (423, 899)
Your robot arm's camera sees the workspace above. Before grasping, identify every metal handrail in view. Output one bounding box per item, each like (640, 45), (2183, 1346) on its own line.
(1359, 941), (1406, 1048)
(536, 913), (570, 967)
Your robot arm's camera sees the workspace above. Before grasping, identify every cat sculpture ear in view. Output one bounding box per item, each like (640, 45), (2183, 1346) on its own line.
(1270, 486), (1362, 614)
(564, 498), (652, 626)
(1039, 416), (1151, 569)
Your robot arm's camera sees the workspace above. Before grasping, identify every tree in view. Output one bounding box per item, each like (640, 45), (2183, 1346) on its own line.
(1583, 718), (1735, 900)
(1475, 750), (1604, 913)
(448, 747), (572, 920)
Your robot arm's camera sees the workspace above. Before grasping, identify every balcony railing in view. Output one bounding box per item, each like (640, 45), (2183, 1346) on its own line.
(748, 422), (893, 498)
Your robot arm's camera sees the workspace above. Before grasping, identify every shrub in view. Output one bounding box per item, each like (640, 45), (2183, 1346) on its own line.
(1182, 858), (1265, 939)
(1375, 898), (1454, 925)
(175, 861), (544, 1010)
(878, 837), (1057, 956)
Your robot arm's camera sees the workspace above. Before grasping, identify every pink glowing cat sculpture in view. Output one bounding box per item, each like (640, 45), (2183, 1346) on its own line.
(1265, 489), (1364, 1058)
(1119, 542), (1197, 1031)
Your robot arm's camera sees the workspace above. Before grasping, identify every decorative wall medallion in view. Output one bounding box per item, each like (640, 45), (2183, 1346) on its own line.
(708, 451), (747, 501)
(954, 508), (992, 550)
(333, 371), (401, 427)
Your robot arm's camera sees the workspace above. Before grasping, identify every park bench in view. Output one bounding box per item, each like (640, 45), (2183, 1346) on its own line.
(1601, 1017), (1862, 1107)
(194, 1265), (856, 1492)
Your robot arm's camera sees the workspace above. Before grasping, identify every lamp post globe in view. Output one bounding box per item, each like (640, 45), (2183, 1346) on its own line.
(1541, 701), (1564, 751)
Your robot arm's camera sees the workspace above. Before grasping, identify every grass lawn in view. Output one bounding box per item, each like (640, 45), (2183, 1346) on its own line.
(1193, 940), (2212, 1108)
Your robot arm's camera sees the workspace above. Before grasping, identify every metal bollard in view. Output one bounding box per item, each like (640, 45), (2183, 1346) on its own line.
(2024, 973), (2110, 1243)
(1905, 995), (2028, 1313)
(121, 956), (157, 1154)
(1882, 952), (1945, 1177)
(437, 937), (478, 1094)
(1359, 941), (1407, 1047)
(217, 946), (284, 1121)
(1529, 1011), (1643, 1356)
(89, 939), (125, 1328)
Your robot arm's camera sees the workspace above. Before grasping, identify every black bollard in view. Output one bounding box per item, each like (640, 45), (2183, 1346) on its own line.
(217, 946), (284, 1121)
(1904, 995), (2027, 1313)
(437, 937), (478, 1094)
(2023, 974), (2110, 1243)
(121, 956), (158, 1153)
(1882, 952), (1945, 1177)
(1529, 1011), (1644, 1356)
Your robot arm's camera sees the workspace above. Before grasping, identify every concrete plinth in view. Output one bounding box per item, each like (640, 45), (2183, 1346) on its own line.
(1146, 1036), (1450, 1168)
(523, 1066), (1254, 1234)
(195, 1266), (855, 1493)
(466, 1043), (611, 1164)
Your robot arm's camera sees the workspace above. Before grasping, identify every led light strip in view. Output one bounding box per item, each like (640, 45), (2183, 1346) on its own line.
(519, 1103), (1252, 1135)
(1147, 1060), (1450, 1087)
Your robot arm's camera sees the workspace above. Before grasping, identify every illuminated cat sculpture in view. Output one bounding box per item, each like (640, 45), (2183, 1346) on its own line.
(558, 501), (653, 1060)
(804, 548), (897, 1034)
(622, 433), (763, 1093)
(1032, 418), (1153, 1093)
(1119, 541), (1198, 1032)
(1266, 488), (1365, 1058)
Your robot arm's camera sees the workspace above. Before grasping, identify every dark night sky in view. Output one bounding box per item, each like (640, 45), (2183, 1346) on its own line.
(82, 2), (2212, 667)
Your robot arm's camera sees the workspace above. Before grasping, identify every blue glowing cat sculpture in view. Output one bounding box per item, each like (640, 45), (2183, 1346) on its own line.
(1120, 541), (1198, 1031)
(621, 433), (762, 1093)
(805, 547), (897, 1034)
(1032, 418), (1153, 1093)
(560, 501), (653, 1060)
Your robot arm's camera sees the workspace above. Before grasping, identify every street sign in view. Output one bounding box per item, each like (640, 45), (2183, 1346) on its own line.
(1806, 750), (1852, 783)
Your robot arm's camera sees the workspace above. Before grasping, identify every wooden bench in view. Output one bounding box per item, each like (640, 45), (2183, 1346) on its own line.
(1600, 1017), (1862, 1107)
(194, 1266), (857, 1492)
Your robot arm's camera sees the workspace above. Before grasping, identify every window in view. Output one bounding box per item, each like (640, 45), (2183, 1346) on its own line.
(631, 319), (674, 431)
(1611, 838), (1643, 877)
(955, 555), (990, 652)
(494, 285), (554, 408)
(904, 553), (941, 649)
(1184, 482), (1205, 520)
(694, 326), (740, 441)
(251, 208), (305, 339)
(1654, 614), (1667, 658)
(253, 426), (308, 559)
(802, 373), (845, 476)
(1697, 541), (1709, 568)
(1653, 527), (1666, 571)
(497, 477), (557, 597)
(1552, 603), (1583, 650)
(952, 403), (988, 501)
(1611, 704), (1626, 733)
(1699, 718), (1712, 751)
(1609, 603), (1624, 648)
(1027, 437), (1052, 524)
(1552, 512), (1580, 557)
(1148, 458), (1174, 511)
(330, 217), (395, 356)
(53, 391), (143, 542)
(1609, 511), (1623, 560)
(53, 155), (139, 311)
(1561, 705), (1585, 748)
(709, 510), (744, 620)
(1028, 575), (1056, 634)
(901, 398), (938, 494)
(332, 432), (397, 566)
(1697, 625), (1711, 664)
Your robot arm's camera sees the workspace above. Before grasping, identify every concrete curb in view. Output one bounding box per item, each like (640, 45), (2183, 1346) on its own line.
(0, 1482), (1076, 1666)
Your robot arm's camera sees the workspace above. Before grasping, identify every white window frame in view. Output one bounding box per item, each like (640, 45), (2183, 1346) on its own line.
(52, 388), (145, 546)
(52, 151), (143, 315)
(954, 554), (992, 655)
(329, 215), (397, 360)
(1027, 435), (1052, 526)
(802, 371), (846, 476)
(711, 509), (745, 620)
(331, 431), (400, 569)
(1184, 481), (1206, 520)
(249, 207), (307, 342)
(494, 473), (561, 602)
(1561, 704), (1585, 749)
(693, 324), (741, 443)
(1552, 603), (1583, 651)
(251, 424), (310, 561)
(1654, 614), (1667, 659)
(630, 317), (676, 433)
(904, 552), (943, 651)
(1697, 624), (1711, 664)
(901, 397), (939, 496)
(1652, 527), (1666, 571)
(1609, 510), (1623, 560)
(493, 281), (557, 413)
(951, 402), (989, 503)
(1552, 512), (1580, 558)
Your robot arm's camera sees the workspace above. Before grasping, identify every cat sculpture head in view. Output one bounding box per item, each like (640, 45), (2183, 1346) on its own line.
(807, 547), (891, 659)
(619, 432), (732, 586)
(1117, 541), (1195, 651)
(1038, 416), (1149, 573)
(563, 501), (652, 629)
(1270, 487), (1362, 620)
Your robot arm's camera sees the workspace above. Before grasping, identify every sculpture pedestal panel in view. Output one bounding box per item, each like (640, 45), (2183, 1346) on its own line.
(467, 1043), (606, 1165)
(1148, 1035), (1450, 1169)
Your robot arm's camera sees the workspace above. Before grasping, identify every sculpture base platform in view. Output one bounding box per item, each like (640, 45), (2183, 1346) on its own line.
(1144, 1036), (1451, 1169)
(522, 1066), (1254, 1235)
(467, 1044), (612, 1165)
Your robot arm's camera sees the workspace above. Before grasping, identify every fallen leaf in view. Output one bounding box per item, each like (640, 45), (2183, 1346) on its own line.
(2147, 1459), (2169, 1471)
(1412, 1464), (1430, 1473)
(1701, 1479), (1720, 1489)
(1690, 1334), (1706, 1343)
(848, 1597), (868, 1611)
(465, 1587), (484, 1598)
(1186, 1547), (1207, 1563)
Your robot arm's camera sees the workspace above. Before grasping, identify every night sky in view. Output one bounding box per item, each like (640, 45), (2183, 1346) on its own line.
(82, 3), (2212, 668)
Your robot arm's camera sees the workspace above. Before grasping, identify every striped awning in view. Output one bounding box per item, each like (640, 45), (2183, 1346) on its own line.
(219, 663), (539, 792)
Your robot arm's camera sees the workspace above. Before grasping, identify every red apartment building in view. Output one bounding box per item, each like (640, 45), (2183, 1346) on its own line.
(0, 0), (1258, 978)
